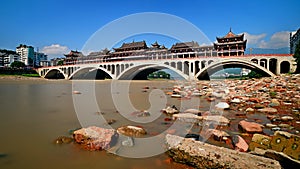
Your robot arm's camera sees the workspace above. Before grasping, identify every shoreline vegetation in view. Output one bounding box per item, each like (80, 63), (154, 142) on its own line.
(0, 74), (43, 80)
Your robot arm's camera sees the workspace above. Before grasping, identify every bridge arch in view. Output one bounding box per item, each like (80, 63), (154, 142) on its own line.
(280, 61), (290, 74)
(117, 63), (189, 80)
(44, 68), (66, 79)
(196, 59), (276, 80)
(69, 66), (114, 80)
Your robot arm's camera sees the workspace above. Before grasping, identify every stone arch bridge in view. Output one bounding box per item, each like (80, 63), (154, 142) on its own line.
(37, 54), (296, 80)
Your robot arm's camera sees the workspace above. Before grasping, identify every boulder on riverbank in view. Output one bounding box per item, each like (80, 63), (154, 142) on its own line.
(73, 126), (118, 151)
(165, 134), (281, 169)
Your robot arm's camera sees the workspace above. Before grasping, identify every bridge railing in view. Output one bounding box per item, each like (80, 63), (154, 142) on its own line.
(43, 52), (293, 68)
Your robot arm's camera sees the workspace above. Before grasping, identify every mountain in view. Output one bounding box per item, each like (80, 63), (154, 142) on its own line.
(245, 47), (290, 54)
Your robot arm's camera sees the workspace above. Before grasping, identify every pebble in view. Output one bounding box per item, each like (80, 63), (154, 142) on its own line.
(215, 102), (230, 110)
(271, 127), (281, 131)
(73, 91), (81, 94)
(121, 136), (134, 147)
(281, 116), (294, 121)
(245, 107), (255, 112)
(265, 123), (277, 128)
(231, 98), (241, 103)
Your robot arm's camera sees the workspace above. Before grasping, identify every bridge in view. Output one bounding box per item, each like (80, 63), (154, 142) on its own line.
(37, 53), (296, 80)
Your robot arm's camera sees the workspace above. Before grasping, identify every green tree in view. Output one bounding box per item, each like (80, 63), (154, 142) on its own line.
(294, 43), (300, 73)
(10, 61), (25, 68)
(57, 60), (64, 65)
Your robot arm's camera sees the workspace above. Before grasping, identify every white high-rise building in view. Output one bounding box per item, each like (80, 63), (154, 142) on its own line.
(16, 44), (34, 66)
(290, 28), (300, 54)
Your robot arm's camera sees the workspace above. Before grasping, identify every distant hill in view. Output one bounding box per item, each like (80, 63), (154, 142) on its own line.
(245, 47), (290, 54)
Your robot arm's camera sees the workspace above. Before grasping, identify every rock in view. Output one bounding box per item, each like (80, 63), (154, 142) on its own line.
(270, 99), (280, 106)
(231, 98), (241, 103)
(183, 108), (201, 115)
(131, 110), (150, 117)
(245, 107), (255, 112)
(162, 106), (179, 114)
(73, 126), (118, 150)
(185, 133), (202, 141)
(136, 110), (151, 117)
(249, 98), (261, 103)
(249, 134), (271, 151)
(283, 134), (300, 160)
(0, 153), (7, 158)
(107, 119), (116, 125)
(117, 125), (147, 137)
(121, 136), (134, 147)
(254, 104), (265, 110)
(201, 115), (230, 126)
(201, 129), (230, 141)
(54, 136), (74, 144)
(238, 120), (263, 133)
(215, 102), (230, 110)
(265, 123), (277, 128)
(212, 92), (224, 98)
(251, 148), (300, 169)
(232, 135), (249, 152)
(73, 91), (81, 94)
(165, 134), (281, 169)
(172, 113), (202, 123)
(257, 107), (278, 113)
(278, 123), (291, 128)
(281, 116), (294, 121)
(271, 127), (281, 131)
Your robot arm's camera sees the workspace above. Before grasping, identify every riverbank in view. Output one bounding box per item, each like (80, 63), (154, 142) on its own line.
(0, 74), (44, 81)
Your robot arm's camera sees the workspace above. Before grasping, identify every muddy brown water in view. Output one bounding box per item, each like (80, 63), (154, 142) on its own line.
(0, 79), (214, 169)
(0, 79), (280, 169)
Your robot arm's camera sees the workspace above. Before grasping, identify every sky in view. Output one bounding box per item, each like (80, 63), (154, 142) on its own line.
(0, 0), (300, 59)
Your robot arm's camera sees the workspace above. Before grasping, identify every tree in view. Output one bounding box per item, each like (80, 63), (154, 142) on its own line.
(11, 61), (25, 68)
(294, 43), (300, 73)
(57, 60), (64, 65)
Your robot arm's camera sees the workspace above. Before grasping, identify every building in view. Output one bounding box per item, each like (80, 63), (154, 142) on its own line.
(0, 49), (20, 67)
(35, 52), (47, 67)
(64, 50), (84, 64)
(16, 44), (34, 66)
(214, 28), (247, 56)
(290, 28), (300, 54)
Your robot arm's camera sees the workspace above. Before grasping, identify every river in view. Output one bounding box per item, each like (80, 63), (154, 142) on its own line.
(0, 78), (210, 169)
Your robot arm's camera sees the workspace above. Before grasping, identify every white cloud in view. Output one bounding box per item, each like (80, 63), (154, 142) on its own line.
(244, 31), (290, 49)
(259, 31), (290, 49)
(41, 44), (70, 58)
(244, 32), (266, 45)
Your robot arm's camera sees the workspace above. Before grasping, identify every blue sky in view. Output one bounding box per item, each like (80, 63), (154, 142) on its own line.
(0, 0), (300, 58)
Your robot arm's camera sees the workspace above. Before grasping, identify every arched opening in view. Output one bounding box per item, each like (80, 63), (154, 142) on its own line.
(183, 61), (189, 75)
(44, 69), (65, 79)
(177, 62), (182, 71)
(251, 59), (258, 64)
(70, 67), (112, 80)
(201, 61), (206, 69)
(208, 60), (214, 65)
(197, 60), (275, 80)
(269, 58), (277, 74)
(170, 62), (176, 68)
(118, 64), (188, 80)
(260, 59), (268, 68)
(195, 61), (200, 74)
(280, 61), (290, 74)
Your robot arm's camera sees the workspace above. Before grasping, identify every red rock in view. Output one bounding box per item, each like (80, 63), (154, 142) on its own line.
(238, 120), (263, 133)
(233, 135), (249, 152)
(248, 98), (261, 103)
(73, 126), (118, 151)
